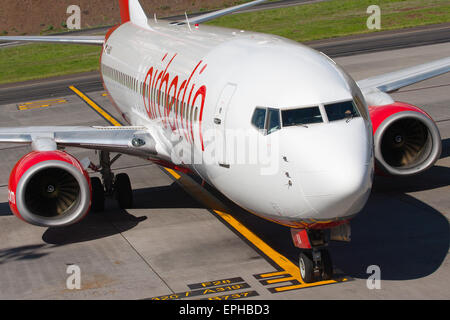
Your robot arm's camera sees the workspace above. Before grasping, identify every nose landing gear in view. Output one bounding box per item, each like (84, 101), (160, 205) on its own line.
(292, 228), (334, 283)
(299, 248), (333, 283)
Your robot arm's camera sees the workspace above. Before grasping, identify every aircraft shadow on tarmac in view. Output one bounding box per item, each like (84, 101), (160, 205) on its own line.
(0, 202), (11, 216)
(331, 174), (449, 281)
(440, 138), (450, 159)
(40, 182), (204, 245)
(0, 244), (50, 265)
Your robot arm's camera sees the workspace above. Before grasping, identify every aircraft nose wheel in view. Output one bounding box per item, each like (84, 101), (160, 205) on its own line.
(299, 249), (333, 283)
(299, 252), (314, 283)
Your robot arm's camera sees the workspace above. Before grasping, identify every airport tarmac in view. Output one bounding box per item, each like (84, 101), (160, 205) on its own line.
(0, 42), (448, 300)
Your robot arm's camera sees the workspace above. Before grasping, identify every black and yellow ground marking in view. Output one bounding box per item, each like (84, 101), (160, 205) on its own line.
(201, 291), (259, 300)
(148, 282), (252, 300)
(17, 98), (67, 110)
(254, 270), (349, 293)
(188, 277), (245, 290)
(255, 271), (301, 287)
(71, 85), (350, 296)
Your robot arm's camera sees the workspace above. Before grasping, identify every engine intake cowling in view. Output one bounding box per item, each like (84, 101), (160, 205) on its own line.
(8, 151), (91, 227)
(370, 102), (442, 176)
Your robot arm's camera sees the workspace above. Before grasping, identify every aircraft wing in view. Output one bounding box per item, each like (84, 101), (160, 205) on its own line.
(175, 0), (267, 25)
(0, 126), (157, 157)
(357, 57), (450, 93)
(0, 35), (104, 46)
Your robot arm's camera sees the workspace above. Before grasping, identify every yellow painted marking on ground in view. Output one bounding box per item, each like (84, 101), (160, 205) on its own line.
(273, 278), (348, 292)
(19, 105), (51, 110)
(258, 271), (289, 278)
(18, 98), (67, 110)
(69, 86), (122, 127)
(165, 168), (181, 180)
(265, 276), (296, 284)
(34, 99), (61, 103)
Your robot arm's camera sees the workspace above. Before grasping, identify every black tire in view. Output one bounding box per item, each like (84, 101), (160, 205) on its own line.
(321, 249), (333, 281)
(91, 177), (105, 213)
(114, 173), (133, 209)
(299, 251), (315, 283)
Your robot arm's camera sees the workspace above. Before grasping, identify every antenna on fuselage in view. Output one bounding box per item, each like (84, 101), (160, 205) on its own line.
(185, 12), (192, 31)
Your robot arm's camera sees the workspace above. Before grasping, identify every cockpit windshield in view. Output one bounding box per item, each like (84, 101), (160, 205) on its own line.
(252, 100), (364, 134)
(325, 100), (360, 122)
(281, 107), (323, 127)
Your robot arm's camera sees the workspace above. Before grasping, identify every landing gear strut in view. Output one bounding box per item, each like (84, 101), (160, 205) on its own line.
(89, 151), (133, 211)
(292, 229), (334, 283)
(90, 177), (105, 212)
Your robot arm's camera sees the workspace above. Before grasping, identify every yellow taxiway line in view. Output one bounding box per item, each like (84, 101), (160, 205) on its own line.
(69, 86), (122, 127)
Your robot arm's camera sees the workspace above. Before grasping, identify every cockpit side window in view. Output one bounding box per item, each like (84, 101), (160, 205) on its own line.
(251, 107), (267, 131)
(266, 108), (281, 135)
(251, 107), (281, 135)
(325, 100), (360, 122)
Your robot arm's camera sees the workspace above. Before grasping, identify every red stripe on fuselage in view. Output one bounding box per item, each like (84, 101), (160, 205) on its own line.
(186, 83), (196, 144)
(142, 54), (207, 150)
(175, 80), (187, 133)
(150, 66), (159, 120)
(200, 64), (207, 75)
(143, 67), (154, 119)
(158, 53), (177, 128)
(167, 76), (179, 131)
(181, 61), (203, 143)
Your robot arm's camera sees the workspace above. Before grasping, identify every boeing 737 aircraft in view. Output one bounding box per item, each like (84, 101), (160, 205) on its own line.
(0, 0), (448, 283)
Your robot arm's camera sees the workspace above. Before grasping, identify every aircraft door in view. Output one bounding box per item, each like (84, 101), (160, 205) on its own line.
(214, 83), (236, 166)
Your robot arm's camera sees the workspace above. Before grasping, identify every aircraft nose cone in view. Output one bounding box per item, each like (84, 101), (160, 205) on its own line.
(286, 118), (374, 219)
(300, 163), (373, 219)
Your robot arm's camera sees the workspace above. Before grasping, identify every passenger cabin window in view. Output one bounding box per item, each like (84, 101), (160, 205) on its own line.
(282, 107), (323, 127)
(325, 100), (360, 122)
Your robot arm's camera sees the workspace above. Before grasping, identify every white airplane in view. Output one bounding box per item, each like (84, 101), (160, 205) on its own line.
(0, 0), (448, 283)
